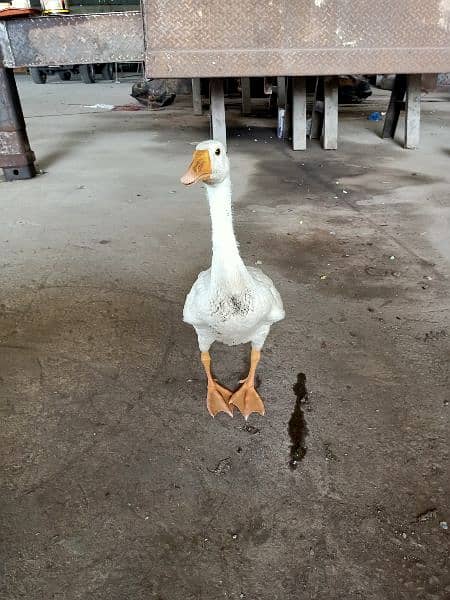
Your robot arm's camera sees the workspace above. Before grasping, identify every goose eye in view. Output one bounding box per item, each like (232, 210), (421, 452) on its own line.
(215, 148), (221, 156)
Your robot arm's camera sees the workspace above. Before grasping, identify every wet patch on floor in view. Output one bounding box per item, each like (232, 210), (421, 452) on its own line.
(288, 372), (309, 470)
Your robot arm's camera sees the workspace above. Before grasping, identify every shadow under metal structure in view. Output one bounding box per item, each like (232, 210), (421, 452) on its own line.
(1, 1), (450, 179)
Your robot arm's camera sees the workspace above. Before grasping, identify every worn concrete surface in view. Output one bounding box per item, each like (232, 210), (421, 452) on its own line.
(1, 77), (449, 600)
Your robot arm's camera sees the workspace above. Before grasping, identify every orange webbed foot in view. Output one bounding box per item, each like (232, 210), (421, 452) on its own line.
(206, 382), (233, 418)
(229, 383), (265, 420)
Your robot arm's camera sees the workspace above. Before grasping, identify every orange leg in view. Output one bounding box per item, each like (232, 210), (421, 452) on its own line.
(229, 349), (265, 420)
(201, 352), (233, 418)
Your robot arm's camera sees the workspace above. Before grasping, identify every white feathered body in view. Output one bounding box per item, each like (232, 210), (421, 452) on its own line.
(184, 266), (284, 352)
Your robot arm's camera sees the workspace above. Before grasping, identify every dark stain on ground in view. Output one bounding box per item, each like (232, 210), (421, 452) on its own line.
(245, 143), (439, 211)
(288, 372), (309, 470)
(324, 442), (338, 462)
(242, 423), (260, 434)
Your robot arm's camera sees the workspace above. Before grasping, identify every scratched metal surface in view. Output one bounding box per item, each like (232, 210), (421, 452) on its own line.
(0, 12), (144, 68)
(143, 0), (450, 77)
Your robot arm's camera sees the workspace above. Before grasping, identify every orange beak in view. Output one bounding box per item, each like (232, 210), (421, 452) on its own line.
(180, 149), (211, 185)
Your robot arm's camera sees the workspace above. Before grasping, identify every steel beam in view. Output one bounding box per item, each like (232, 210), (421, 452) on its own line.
(192, 78), (202, 115)
(241, 77), (251, 115)
(210, 78), (226, 149)
(322, 76), (338, 150)
(292, 76), (306, 151)
(382, 75), (407, 139)
(405, 74), (422, 149)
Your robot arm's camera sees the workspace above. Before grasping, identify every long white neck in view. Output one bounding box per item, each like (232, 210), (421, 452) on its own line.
(205, 176), (249, 289)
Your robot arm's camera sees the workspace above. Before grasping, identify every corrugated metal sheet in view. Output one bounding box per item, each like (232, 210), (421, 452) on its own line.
(143, 0), (450, 77)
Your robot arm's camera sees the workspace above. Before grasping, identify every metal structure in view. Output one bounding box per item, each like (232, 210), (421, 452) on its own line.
(0, 11), (143, 67)
(1, 1), (450, 179)
(0, 12), (143, 180)
(0, 66), (35, 180)
(143, 0), (450, 78)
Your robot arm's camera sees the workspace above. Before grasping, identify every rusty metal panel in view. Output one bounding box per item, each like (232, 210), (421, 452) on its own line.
(0, 12), (144, 68)
(143, 0), (450, 77)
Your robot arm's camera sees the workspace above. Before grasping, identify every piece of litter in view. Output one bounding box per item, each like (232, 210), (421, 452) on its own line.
(145, 516), (149, 520)
(83, 104), (114, 110)
(440, 521), (448, 530)
(343, 190), (348, 194)
(416, 508), (437, 522)
(389, 255), (395, 260)
(254, 139), (258, 142)
(329, 231), (336, 235)
(368, 111), (383, 122)
(320, 275), (327, 280)
(255, 260), (262, 265)
(232, 534), (238, 539)
(112, 104), (146, 112)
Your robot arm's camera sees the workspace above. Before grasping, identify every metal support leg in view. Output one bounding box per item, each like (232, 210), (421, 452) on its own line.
(277, 76), (286, 108)
(405, 74), (421, 149)
(192, 78), (202, 115)
(276, 76), (288, 140)
(310, 76), (324, 139)
(322, 76), (338, 150)
(241, 77), (251, 115)
(382, 74), (406, 139)
(292, 76), (306, 150)
(0, 67), (36, 181)
(210, 78), (226, 149)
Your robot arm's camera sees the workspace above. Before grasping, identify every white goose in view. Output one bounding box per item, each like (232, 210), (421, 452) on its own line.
(181, 140), (285, 419)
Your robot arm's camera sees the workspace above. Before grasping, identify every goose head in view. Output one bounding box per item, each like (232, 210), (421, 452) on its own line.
(181, 140), (229, 186)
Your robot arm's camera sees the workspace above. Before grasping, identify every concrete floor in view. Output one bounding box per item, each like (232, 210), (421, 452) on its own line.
(1, 76), (449, 600)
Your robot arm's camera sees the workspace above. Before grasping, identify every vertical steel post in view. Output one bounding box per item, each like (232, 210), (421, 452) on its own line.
(0, 66), (36, 181)
(322, 76), (338, 150)
(405, 73), (421, 149)
(192, 78), (202, 115)
(382, 74), (407, 139)
(241, 77), (251, 115)
(210, 78), (226, 149)
(292, 76), (307, 150)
